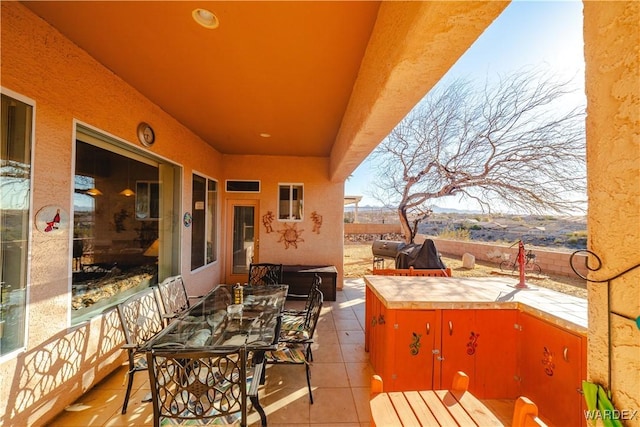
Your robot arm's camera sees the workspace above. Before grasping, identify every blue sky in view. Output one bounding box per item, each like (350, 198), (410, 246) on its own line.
(344, 0), (586, 210)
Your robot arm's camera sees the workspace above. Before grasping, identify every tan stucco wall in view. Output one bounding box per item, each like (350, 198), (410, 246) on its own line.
(584, 1), (640, 423)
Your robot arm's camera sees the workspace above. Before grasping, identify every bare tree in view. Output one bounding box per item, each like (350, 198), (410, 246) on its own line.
(371, 68), (586, 243)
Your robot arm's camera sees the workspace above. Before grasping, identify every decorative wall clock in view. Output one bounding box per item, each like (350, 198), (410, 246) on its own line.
(137, 122), (155, 147)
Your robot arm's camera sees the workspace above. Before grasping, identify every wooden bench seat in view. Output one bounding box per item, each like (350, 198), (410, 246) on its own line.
(370, 373), (547, 427)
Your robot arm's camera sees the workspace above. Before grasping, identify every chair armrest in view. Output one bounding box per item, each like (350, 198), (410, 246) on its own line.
(286, 292), (309, 299)
(121, 343), (139, 350)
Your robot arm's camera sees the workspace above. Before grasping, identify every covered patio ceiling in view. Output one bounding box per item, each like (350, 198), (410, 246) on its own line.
(22, 1), (509, 181)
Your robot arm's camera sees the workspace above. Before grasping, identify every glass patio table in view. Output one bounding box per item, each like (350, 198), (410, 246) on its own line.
(141, 284), (288, 427)
(142, 284), (289, 351)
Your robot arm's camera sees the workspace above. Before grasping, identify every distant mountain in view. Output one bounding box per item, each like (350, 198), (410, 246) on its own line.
(430, 205), (483, 214)
(344, 204), (482, 214)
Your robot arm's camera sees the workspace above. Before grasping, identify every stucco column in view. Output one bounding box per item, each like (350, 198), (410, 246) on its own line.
(584, 1), (640, 423)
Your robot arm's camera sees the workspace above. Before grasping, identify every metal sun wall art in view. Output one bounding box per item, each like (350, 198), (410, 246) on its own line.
(277, 223), (304, 249)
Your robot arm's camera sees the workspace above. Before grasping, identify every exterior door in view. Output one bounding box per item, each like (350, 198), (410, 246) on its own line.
(226, 200), (259, 284)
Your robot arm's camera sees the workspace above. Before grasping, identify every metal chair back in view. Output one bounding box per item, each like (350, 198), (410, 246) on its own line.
(156, 275), (189, 322)
(248, 263), (283, 286)
(116, 288), (165, 413)
(147, 348), (258, 427)
(265, 287), (323, 403)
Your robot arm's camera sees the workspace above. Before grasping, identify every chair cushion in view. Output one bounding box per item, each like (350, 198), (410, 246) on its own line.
(133, 354), (148, 370)
(264, 345), (307, 364)
(280, 313), (305, 331)
(279, 328), (311, 341)
(160, 412), (240, 425)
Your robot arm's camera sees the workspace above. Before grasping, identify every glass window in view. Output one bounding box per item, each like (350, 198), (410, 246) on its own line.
(191, 174), (217, 270)
(226, 180), (260, 192)
(1, 92), (32, 357)
(278, 184), (303, 220)
(72, 131), (180, 324)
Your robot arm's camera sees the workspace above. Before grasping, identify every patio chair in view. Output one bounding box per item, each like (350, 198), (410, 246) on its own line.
(280, 273), (321, 332)
(248, 263), (283, 286)
(156, 275), (190, 325)
(264, 286), (323, 403)
(146, 347), (267, 427)
(116, 288), (165, 414)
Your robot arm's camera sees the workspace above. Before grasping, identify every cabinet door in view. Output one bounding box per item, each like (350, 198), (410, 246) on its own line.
(390, 310), (437, 391)
(441, 310), (477, 392)
(441, 309), (518, 399)
(519, 312), (585, 427)
(474, 309), (518, 398)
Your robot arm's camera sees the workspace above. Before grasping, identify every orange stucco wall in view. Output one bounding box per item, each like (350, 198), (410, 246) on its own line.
(0, 3), (222, 425)
(0, 3), (345, 426)
(584, 2), (640, 422)
(221, 154), (344, 277)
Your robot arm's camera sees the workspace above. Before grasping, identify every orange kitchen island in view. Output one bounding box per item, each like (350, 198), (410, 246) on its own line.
(364, 275), (587, 427)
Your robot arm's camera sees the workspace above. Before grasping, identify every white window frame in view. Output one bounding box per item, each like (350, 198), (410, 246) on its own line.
(278, 183), (304, 221)
(0, 87), (35, 362)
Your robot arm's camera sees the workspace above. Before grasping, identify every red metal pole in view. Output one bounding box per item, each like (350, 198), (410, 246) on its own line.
(515, 240), (528, 288)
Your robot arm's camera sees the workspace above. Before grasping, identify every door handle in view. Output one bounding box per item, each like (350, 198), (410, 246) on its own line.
(448, 320), (453, 336)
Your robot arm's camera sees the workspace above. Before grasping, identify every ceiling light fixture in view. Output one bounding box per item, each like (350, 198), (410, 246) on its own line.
(260, 133), (271, 138)
(120, 159), (135, 197)
(192, 8), (219, 29)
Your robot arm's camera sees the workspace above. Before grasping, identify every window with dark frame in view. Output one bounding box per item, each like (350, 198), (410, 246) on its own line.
(71, 130), (181, 325)
(191, 174), (217, 270)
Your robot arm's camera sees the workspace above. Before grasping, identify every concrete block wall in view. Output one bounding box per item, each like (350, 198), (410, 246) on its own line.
(418, 236), (588, 278)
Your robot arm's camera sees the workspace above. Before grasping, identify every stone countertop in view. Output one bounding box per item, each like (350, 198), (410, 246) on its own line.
(364, 275), (588, 335)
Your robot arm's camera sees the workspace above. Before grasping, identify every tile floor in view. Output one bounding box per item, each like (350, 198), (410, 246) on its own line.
(48, 278), (515, 426)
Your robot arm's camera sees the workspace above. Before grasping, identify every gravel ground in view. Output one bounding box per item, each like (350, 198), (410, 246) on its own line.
(344, 243), (587, 299)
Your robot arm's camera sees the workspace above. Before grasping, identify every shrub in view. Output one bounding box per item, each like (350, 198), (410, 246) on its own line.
(437, 227), (471, 240)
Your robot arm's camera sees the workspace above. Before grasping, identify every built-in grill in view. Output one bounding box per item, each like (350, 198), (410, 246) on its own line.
(372, 240), (406, 269)
(372, 240), (406, 259)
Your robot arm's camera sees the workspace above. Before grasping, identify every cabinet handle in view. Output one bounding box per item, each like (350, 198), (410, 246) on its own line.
(563, 346), (569, 362)
(371, 316), (377, 327)
(378, 314), (385, 325)
(448, 320), (453, 336)
(426, 322), (430, 335)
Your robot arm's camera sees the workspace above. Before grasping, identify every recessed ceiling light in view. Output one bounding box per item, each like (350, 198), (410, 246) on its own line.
(260, 133), (271, 138)
(192, 8), (219, 29)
